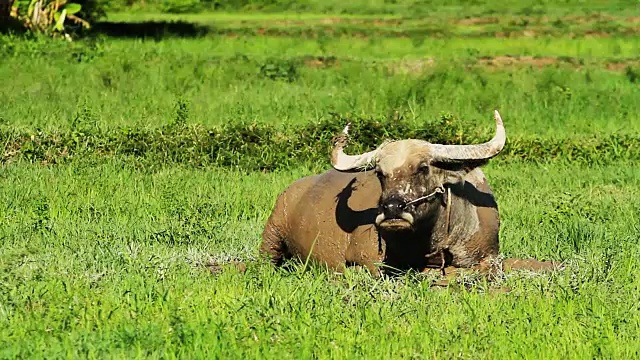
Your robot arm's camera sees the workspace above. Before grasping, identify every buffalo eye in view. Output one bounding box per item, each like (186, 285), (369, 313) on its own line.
(417, 163), (430, 175)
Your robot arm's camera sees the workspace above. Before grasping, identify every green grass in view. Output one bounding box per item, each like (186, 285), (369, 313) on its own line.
(104, 11), (406, 22)
(2, 116), (640, 170)
(110, 0), (637, 18)
(1, 160), (639, 358)
(2, 5), (640, 358)
(2, 36), (640, 135)
(102, 11), (640, 39)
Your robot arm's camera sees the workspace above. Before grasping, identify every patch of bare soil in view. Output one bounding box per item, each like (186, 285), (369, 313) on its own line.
(318, 17), (348, 25)
(206, 258), (247, 275)
(502, 258), (561, 272)
(303, 56), (340, 68)
(241, 17), (405, 27)
(583, 30), (613, 38)
(453, 14), (633, 26)
(235, 14), (640, 33)
(301, 55), (639, 76)
(223, 27), (635, 41)
(560, 14), (616, 24)
(314, 17), (405, 26)
(385, 58), (435, 75)
(386, 56), (569, 75)
(480, 28), (630, 39)
(456, 17), (500, 25)
(478, 55), (561, 68)
(479, 56), (640, 72)
(371, 19), (404, 26)
(606, 61), (634, 71)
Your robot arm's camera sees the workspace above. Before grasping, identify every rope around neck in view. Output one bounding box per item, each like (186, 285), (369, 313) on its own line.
(424, 186), (453, 276)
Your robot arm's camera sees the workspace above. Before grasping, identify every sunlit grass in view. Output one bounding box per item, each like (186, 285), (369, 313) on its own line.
(1, 160), (639, 358)
(1, 5), (640, 357)
(1, 36), (640, 134)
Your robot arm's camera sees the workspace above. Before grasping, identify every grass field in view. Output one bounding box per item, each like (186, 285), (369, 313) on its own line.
(2, 1), (640, 358)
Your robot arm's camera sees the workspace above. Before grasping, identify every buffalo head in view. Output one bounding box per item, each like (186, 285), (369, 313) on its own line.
(330, 110), (506, 232)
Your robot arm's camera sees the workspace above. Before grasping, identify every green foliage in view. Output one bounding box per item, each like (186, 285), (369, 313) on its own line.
(258, 58), (298, 82)
(2, 34), (640, 136)
(2, 115), (639, 169)
(99, 0), (635, 17)
(1, 160), (640, 358)
(9, 0), (105, 36)
(160, 0), (201, 13)
(624, 66), (640, 83)
(70, 104), (98, 131)
(2, 7), (640, 358)
(11, 0), (82, 34)
(168, 97), (190, 129)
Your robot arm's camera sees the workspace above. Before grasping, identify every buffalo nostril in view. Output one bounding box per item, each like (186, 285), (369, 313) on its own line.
(385, 203), (403, 211)
(382, 199), (405, 217)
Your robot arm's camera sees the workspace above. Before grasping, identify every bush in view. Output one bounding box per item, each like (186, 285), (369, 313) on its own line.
(160, 0), (202, 13)
(8, 0), (106, 36)
(1, 112), (638, 170)
(258, 58), (298, 82)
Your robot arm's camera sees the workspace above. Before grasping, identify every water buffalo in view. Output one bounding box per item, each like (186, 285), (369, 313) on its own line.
(260, 111), (532, 276)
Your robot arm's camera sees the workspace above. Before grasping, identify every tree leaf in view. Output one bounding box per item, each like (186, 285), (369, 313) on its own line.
(63, 3), (82, 15)
(26, 0), (38, 17)
(54, 9), (67, 31)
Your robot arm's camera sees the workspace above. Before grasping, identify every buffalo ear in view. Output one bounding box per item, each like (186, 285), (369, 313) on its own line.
(431, 159), (489, 185)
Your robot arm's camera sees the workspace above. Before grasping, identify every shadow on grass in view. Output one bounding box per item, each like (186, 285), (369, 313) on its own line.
(0, 18), (27, 35)
(89, 20), (211, 39)
(0, 19), (212, 39)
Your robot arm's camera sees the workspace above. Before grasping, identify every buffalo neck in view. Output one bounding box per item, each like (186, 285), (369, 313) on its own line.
(377, 201), (448, 271)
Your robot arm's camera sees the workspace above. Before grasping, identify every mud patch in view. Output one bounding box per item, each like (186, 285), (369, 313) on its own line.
(502, 257), (561, 272)
(306, 55), (640, 76)
(478, 55), (566, 69)
(606, 60), (640, 72)
(385, 58), (435, 75)
(383, 56), (574, 75)
(477, 56), (640, 72)
(206, 257), (247, 275)
(302, 55), (340, 68)
(234, 14), (639, 28)
(239, 17), (405, 27)
(456, 17), (499, 25)
(218, 26), (638, 40)
(422, 256), (563, 290)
